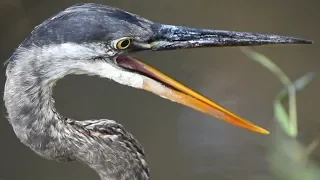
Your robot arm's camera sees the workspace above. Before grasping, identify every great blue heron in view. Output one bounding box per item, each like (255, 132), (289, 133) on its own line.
(4, 3), (312, 180)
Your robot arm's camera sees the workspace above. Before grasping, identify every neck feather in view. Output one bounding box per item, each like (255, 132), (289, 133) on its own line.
(4, 43), (148, 179)
(4, 45), (79, 150)
(4, 43), (143, 136)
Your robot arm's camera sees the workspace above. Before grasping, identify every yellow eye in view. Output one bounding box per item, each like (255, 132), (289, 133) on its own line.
(116, 38), (132, 50)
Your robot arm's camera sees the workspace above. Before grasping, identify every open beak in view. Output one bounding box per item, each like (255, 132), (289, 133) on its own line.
(116, 55), (269, 134)
(116, 24), (312, 135)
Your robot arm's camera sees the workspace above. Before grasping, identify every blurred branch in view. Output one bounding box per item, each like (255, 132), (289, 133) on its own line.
(240, 47), (320, 180)
(273, 72), (315, 137)
(240, 47), (300, 137)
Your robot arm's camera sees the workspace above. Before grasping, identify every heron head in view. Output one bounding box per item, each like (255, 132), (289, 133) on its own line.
(20, 3), (312, 134)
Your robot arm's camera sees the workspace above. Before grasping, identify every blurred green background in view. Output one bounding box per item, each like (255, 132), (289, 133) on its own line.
(0, 0), (319, 180)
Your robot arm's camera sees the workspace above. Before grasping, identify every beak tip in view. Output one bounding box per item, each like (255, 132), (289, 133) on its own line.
(255, 127), (270, 135)
(292, 38), (313, 44)
(272, 35), (313, 45)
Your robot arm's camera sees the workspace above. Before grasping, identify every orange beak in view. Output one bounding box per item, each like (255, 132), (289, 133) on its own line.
(116, 56), (269, 135)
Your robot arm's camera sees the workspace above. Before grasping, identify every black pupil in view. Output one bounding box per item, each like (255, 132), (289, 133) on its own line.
(121, 39), (130, 47)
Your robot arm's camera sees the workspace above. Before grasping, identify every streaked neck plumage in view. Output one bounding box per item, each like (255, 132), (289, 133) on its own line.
(4, 43), (149, 180)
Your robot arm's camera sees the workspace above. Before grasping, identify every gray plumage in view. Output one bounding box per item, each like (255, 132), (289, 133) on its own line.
(5, 4), (152, 180)
(4, 3), (312, 180)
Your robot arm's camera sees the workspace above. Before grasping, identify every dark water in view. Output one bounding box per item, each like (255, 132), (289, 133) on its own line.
(0, 0), (319, 180)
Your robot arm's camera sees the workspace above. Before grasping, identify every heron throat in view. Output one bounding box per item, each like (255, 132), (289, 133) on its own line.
(4, 43), (142, 151)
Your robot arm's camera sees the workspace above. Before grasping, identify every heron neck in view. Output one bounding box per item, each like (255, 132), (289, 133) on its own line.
(4, 50), (73, 148)
(4, 56), (149, 180)
(4, 45), (150, 180)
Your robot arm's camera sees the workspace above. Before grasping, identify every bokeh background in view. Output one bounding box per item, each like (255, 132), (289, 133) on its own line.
(0, 0), (319, 180)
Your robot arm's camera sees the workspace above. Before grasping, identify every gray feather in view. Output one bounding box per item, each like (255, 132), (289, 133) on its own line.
(4, 4), (152, 179)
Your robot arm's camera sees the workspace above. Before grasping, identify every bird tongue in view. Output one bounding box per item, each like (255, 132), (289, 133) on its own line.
(116, 55), (151, 78)
(116, 55), (269, 135)
(116, 55), (177, 90)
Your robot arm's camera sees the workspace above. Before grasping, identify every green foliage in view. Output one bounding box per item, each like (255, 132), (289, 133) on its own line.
(241, 47), (319, 180)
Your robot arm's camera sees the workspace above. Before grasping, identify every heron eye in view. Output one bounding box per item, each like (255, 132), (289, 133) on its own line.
(115, 38), (132, 50)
